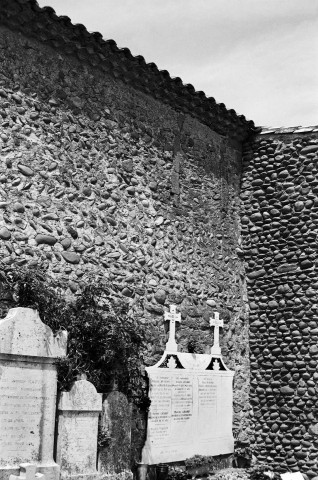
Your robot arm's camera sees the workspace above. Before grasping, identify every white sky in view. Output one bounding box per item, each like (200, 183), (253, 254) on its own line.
(37, 0), (318, 127)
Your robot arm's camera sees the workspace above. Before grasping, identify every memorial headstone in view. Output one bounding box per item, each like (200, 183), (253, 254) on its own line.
(0, 308), (67, 480)
(142, 306), (234, 464)
(56, 377), (102, 480)
(99, 389), (133, 480)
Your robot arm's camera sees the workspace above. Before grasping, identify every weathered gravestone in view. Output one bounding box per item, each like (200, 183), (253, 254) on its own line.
(0, 308), (67, 480)
(142, 307), (234, 464)
(99, 389), (133, 480)
(56, 377), (102, 480)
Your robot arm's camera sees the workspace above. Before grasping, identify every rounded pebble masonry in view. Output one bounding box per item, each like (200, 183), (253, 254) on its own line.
(241, 130), (318, 474)
(0, 18), (251, 459)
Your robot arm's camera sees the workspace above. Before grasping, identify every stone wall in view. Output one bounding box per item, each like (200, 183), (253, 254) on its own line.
(241, 129), (318, 475)
(0, 24), (250, 452)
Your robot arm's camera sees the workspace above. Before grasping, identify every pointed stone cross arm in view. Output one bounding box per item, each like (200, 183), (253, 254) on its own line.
(10, 464), (45, 480)
(164, 304), (181, 353)
(210, 312), (224, 355)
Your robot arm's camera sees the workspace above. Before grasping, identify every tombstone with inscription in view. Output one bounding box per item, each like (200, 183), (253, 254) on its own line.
(142, 306), (234, 464)
(99, 387), (133, 480)
(56, 376), (102, 480)
(0, 307), (67, 480)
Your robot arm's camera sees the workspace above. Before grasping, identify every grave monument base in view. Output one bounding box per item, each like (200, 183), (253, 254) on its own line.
(60, 474), (100, 480)
(0, 464), (59, 480)
(100, 471), (133, 480)
(37, 464), (60, 480)
(142, 435), (234, 465)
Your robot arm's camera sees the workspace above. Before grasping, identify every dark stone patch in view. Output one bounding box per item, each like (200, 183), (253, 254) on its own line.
(0, 227), (11, 240)
(61, 251), (81, 264)
(35, 234), (57, 245)
(17, 164), (34, 176)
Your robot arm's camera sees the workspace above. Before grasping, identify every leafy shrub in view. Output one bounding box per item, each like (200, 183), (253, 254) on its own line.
(0, 264), (150, 410)
(249, 464), (278, 480)
(167, 467), (188, 480)
(233, 441), (252, 468)
(184, 455), (216, 468)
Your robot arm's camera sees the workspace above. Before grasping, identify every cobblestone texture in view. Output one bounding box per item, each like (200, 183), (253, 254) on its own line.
(0, 25), (250, 457)
(241, 131), (318, 475)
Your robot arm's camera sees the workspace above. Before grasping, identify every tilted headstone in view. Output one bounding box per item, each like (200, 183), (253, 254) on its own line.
(0, 308), (67, 480)
(99, 390), (133, 480)
(142, 305), (234, 464)
(56, 377), (102, 480)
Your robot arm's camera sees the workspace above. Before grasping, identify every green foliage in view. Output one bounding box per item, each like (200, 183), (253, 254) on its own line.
(249, 464), (277, 480)
(167, 467), (188, 480)
(97, 423), (111, 450)
(184, 455), (216, 468)
(187, 333), (205, 354)
(233, 441), (252, 468)
(0, 265), (150, 410)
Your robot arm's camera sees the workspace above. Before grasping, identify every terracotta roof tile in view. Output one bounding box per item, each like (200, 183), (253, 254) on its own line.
(0, 0), (257, 141)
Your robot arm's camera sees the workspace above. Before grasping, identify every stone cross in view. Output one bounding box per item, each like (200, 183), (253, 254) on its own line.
(10, 464), (45, 480)
(210, 312), (224, 355)
(164, 304), (181, 352)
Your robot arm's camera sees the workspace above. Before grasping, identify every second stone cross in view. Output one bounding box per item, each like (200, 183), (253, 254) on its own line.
(164, 305), (181, 352)
(210, 312), (224, 355)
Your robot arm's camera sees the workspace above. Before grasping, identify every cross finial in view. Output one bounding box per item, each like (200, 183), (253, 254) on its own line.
(164, 304), (181, 352)
(209, 311), (223, 355)
(10, 464), (45, 480)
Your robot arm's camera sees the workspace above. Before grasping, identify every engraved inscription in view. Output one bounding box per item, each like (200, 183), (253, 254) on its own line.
(0, 361), (56, 464)
(60, 414), (97, 471)
(197, 376), (218, 437)
(170, 375), (193, 440)
(148, 374), (193, 444)
(148, 375), (172, 443)
(198, 377), (217, 407)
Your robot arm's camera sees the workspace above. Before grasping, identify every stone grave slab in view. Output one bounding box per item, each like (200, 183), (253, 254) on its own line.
(56, 378), (102, 480)
(141, 306), (234, 465)
(0, 308), (67, 480)
(99, 390), (133, 480)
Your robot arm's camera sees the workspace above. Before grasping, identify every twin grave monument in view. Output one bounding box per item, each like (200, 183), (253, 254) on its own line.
(142, 305), (234, 464)
(0, 304), (234, 479)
